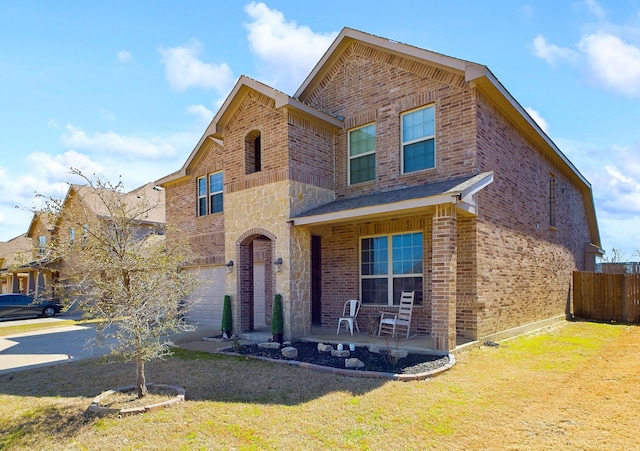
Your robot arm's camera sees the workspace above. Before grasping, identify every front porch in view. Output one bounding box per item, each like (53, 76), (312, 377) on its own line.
(238, 325), (475, 355)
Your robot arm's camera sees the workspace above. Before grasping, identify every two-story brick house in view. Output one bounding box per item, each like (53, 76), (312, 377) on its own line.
(3, 182), (165, 303)
(158, 28), (601, 351)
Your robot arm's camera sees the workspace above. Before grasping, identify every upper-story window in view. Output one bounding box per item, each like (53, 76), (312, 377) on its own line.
(349, 123), (376, 184)
(37, 235), (46, 256)
(197, 176), (207, 217)
(69, 227), (75, 245)
(245, 131), (262, 174)
(401, 105), (435, 174)
(209, 172), (223, 214)
(197, 172), (224, 217)
(549, 173), (556, 228)
(82, 224), (89, 247)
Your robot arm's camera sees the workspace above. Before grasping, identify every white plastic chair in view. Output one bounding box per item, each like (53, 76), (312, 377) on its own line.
(336, 299), (361, 335)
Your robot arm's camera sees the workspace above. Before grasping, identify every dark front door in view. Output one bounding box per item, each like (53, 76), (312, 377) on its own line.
(311, 235), (322, 325)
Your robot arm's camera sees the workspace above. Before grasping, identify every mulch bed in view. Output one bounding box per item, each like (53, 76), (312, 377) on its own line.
(228, 341), (449, 374)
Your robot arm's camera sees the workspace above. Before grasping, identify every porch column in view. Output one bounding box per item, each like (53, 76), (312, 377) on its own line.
(27, 271), (36, 296)
(37, 270), (46, 297)
(11, 274), (20, 293)
(431, 203), (457, 351)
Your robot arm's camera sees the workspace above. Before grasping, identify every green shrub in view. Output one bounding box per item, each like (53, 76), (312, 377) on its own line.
(221, 294), (232, 337)
(271, 294), (283, 335)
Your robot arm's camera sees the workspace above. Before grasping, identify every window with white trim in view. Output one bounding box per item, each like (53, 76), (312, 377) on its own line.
(209, 172), (223, 214)
(360, 232), (423, 305)
(401, 105), (435, 173)
(349, 123), (376, 184)
(197, 172), (224, 217)
(197, 176), (207, 217)
(37, 235), (46, 256)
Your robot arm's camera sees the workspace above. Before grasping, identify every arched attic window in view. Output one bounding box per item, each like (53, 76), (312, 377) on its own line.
(245, 130), (262, 174)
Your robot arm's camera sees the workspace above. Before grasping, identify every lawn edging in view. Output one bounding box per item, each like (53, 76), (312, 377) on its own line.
(86, 383), (186, 417)
(218, 347), (456, 381)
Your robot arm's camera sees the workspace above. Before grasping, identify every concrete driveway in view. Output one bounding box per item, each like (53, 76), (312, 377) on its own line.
(0, 315), (111, 374)
(0, 314), (217, 374)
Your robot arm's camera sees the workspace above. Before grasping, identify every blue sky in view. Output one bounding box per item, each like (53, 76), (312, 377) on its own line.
(1, 1), (639, 257)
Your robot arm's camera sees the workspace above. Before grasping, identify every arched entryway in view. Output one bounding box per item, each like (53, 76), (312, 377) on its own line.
(235, 229), (277, 333)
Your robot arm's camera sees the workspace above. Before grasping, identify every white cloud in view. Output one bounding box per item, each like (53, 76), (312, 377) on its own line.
(60, 124), (176, 158)
(532, 35), (578, 65)
(578, 32), (640, 96)
(558, 138), (640, 252)
(583, 0), (606, 20)
(26, 150), (104, 184)
(524, 107), (549, 133)
(532, 2), (640, 97)
(187, 104), (214, 124)
(117, 50), (132, 63)
(158, 40), (234, 92)
(243, 2), (338, 93)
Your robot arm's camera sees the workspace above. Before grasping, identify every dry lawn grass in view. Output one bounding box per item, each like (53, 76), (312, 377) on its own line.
(1, 321), (639, 450)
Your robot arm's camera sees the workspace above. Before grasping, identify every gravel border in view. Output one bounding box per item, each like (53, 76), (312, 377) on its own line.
(218, 346), (456, 381)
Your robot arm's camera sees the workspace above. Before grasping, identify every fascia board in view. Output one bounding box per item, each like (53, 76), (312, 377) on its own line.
(468, 68), (600, 247)
(453, 172), (494, 203)
(296, 27), (469, 99)
(469, 68), (589, 188)
(293, 193), (457, 226)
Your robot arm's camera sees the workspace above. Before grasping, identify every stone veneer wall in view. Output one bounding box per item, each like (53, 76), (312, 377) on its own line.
(224, 179), (335, 339)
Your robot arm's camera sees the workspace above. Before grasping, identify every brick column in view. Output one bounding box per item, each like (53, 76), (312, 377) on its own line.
(431, 204), (457, 351)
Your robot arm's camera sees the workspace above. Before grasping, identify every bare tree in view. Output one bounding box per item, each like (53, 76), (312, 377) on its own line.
(38, 169), (200, 398)
(601, 248), (625, 263)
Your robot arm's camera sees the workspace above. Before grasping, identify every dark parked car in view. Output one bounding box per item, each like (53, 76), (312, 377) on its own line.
(0, 293), (62, 318)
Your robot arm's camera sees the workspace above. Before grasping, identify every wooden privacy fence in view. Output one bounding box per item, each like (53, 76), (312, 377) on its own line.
(573, 272), (640, 323)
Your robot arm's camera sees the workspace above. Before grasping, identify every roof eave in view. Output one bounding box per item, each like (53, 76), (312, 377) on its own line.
(293, 172), (494, 227)
(158, 76), (344, 186)
(296, 27), (470, 100)
(467, 66), (600, 247)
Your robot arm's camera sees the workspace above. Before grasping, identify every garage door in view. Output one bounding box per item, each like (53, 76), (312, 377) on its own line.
(183, 267), (225, 327)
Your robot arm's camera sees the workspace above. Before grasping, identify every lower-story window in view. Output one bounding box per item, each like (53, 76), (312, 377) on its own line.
(360, 232), (423, 305)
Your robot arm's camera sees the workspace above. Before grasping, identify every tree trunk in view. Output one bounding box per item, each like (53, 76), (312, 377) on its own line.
(136, 357), (147, 398)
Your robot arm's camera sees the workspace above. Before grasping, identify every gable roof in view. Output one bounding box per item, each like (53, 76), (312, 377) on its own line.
(157, 27), (600, 249)
(68, 183), (164, 224)
(26, 211), (56, 238)
(294, 27), (600, 248)
(0, 233), (32, 270)
(157, 76), (344, 185)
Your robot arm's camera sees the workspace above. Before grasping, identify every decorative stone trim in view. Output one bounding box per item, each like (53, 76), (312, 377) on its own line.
(86, 383), (186, 417)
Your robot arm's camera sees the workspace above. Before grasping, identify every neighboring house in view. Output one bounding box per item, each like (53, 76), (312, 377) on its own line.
(3, 182), (165, 302)
(597, 262), (640, 274)
(0, 234), (32, 294)
(158, 28), (601, 351)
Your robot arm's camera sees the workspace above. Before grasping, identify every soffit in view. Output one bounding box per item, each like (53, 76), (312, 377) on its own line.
(291, 172), (494, 227)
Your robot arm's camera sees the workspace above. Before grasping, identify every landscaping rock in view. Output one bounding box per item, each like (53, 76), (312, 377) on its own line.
(377, 348), (408, 359)
(391, 349), (409, 359)
(331, 349), (350, 357)
(345, 358), (365, 369)
(281, 346), (298, 359)
(258, 342), (281, 349)
(317, 343), (333, 352)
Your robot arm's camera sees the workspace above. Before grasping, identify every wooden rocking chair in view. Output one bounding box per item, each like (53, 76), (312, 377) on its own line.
(377, 291), (415, 338)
